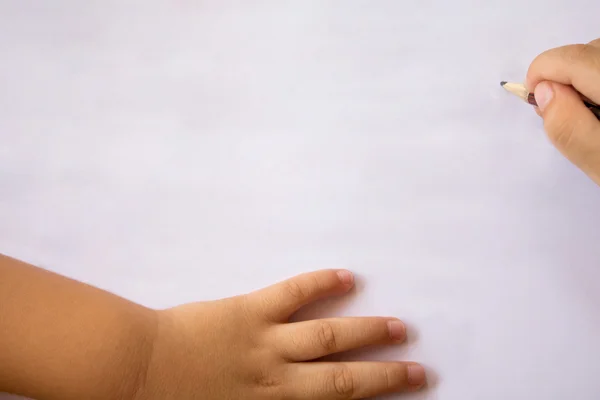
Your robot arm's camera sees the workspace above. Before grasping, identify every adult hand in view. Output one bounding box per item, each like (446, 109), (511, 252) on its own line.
(526, 38), (600, 184)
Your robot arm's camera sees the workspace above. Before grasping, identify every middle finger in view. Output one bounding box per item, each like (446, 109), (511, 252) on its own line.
(272, 317), (406, 361)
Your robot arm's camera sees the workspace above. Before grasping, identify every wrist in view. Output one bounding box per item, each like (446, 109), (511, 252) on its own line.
(119, 307), (161, 400)
(132, 309), (179, 400)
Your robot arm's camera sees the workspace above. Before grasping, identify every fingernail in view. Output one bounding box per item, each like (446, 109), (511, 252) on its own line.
(387, 320), (406, 340)
(407, 364), (426, 386)
(336, 270), (354, 285)
(534, 81), (554, 111)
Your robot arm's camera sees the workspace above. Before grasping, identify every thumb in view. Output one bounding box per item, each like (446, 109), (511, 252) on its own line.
(535, 81), (600, 184)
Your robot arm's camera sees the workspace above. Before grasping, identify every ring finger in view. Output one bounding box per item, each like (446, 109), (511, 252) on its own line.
(284, 361), (426, 399)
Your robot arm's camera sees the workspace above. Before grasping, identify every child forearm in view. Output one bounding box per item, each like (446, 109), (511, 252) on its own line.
(0, 254), (157, 400)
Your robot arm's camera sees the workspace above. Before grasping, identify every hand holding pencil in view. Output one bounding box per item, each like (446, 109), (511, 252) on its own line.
(501, 81), (600, 120)
(504, 38), (600, 186)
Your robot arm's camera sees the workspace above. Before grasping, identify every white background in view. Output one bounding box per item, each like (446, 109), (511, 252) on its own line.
(2, 1), (600, 399)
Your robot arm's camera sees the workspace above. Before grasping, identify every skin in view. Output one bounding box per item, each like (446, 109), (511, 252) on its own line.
(0, 254), (426, 400)
(526, 38), (600, 185)
(3, 38), (600, 400)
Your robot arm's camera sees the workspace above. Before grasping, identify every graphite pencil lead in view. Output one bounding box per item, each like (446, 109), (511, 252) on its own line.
(500, 81), (507, 86)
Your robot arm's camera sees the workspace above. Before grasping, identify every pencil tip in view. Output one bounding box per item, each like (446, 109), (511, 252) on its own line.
(500, 81), (507, 87)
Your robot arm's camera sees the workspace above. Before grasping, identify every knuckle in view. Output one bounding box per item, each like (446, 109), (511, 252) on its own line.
(239, 294), (269, 328)
(577, 43), (597, 58)
(316, 321), (337, 352)
(253, 370), (283, 389)
(567, 43), (589, 61)
(331, 366), (355, 398)
(529, 43), (600, 87)
(283, 280), (306, 301)
(382, 364), (405, 391)
(310, 273), (324, 290)
(383, 366), (393, 391)
(570, 44), (600, 71)
(252, 367), (285, 398)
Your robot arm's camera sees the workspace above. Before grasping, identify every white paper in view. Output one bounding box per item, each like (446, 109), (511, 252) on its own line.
(2, 1), (600, 399)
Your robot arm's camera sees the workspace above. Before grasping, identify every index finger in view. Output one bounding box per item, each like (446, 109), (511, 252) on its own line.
(526, 41), (600, 104)
(247, 269), (354, 322)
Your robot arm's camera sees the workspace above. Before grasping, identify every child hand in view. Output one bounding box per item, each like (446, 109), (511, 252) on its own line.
(526, 38), (600, 184)
(138, 269), (426, 399)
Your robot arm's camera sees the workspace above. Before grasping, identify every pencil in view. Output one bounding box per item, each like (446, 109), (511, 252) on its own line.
(500, 81), (600, 120)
